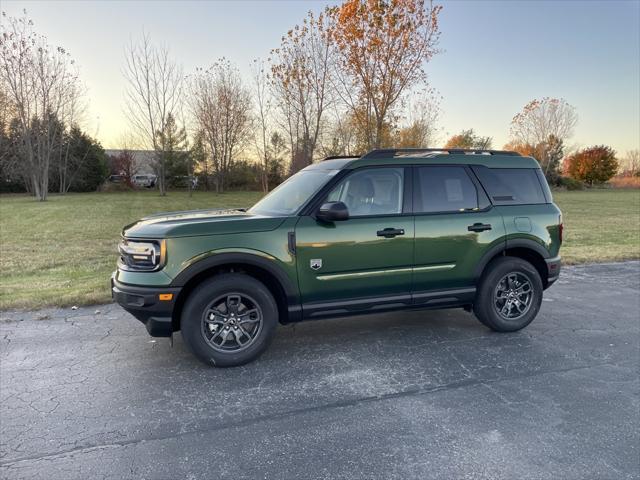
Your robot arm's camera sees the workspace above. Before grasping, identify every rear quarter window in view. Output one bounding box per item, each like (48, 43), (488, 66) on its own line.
(472, 167), (548, 205)
(414, 166), (480, 213)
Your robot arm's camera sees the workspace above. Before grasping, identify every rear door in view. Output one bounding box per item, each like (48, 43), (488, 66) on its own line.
(295, 167), (414, 317)
(412, 165), (505, 304)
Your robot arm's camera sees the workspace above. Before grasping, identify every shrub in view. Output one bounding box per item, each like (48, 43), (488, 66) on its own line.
(608, 176), (640, 189)
(49, 128), (110, 193)
(267, 157), (286, 190)
(226, 161), (261, 190)
(557, 176), (584, 190)
(69, 151), (110, 192)
(564, 145), (619, 185)
(0, 175), (27, 193)
(108, 151), (136, 186)
(99, 181), (133, 192)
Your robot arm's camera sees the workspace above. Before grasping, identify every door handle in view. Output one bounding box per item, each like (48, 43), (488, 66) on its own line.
(468, 223), (492, 232)
(377, 228), (405, 238)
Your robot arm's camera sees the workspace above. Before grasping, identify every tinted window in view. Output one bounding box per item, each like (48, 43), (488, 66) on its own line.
(249, 170), (337, 216)
(327, 168), (404, 216)
(472, 167), (547, 205)
(535, 169), (553, 202)
(415, 166), (478, 213)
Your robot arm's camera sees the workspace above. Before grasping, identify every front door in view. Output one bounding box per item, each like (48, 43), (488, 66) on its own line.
(412, 165), (505, 304)
(295, 167), (414, 317)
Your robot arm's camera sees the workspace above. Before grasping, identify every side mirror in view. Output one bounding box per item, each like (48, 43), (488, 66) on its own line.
(316, 201), (349, 222)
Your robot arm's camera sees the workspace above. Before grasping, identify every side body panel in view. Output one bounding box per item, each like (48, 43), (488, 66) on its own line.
(294, 215), (415, 305)
(413, 210), (506, 293)
(495, 204), (562, 258)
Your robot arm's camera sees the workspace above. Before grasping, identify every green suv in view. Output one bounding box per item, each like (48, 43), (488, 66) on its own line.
(112, 148), (562, 367)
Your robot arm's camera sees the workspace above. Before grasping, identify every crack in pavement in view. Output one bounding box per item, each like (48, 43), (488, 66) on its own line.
(1, 359), (633, 467)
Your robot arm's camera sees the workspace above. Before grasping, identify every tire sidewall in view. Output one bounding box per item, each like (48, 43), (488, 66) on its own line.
(181, 274), (278, 367)
(475, 257), (543, 332)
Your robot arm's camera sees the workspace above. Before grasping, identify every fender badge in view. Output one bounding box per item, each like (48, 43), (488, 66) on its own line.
(310, 259), (322, 270)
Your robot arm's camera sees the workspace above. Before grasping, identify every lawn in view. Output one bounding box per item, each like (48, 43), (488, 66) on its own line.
(0, 189), (638, 310)
(0, 190), (263, 310)
(552, 189), (640, 264)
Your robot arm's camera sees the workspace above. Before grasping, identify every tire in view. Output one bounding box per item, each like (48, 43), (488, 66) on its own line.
(181, 273), (278, 367)
(473, 257), (543, 332)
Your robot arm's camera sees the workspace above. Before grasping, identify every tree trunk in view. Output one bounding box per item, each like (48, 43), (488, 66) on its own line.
(262, 159), (269, 192)
(158, 153), (167, 196)
(374, 117), (384, 149)
(38, 160), (49, 201)
(31, 172), (41, 201)
(41, 173), (48, 201)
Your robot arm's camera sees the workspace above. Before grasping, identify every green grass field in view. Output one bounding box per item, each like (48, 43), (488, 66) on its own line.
(1, 189), (638, 310)
(0, 190), (263, 310)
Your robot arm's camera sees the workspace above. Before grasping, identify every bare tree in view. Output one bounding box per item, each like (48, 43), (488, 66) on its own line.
(190, 129), (212, 190)
(55, 79), (88, 193)
(123, 33), (183, 195)
(511, 97), (577, 145)
(327, 0), (442, 150)
(319, 105), (357, 157)
(620, 149), (639, 176)
(110, 150), (136, 185)
(510, 97), (577, 177)
(270, 10), (333, 174)
(0, 84), (12, 161)
(0, 11), (82, 200)
(190, 59), (252, 192)
(251, 59), (273, 192)
(395, 88), (442, 148)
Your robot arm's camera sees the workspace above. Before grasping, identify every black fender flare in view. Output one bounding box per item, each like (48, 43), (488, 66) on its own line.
(474, 238), (550, 280)
(170, 252), (301, 319)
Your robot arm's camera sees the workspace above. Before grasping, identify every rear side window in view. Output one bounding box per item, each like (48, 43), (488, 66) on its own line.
(415, 166), (479, 213)
(472, 167), (548, 205)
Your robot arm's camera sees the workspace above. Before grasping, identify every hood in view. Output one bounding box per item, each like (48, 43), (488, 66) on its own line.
(123, 208), (287, 239)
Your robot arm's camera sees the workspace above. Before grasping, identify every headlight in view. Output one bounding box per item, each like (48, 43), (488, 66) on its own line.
(118, 239), (166, 271)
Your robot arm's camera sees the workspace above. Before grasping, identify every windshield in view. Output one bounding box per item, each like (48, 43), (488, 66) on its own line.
(249, 170), (338, 216)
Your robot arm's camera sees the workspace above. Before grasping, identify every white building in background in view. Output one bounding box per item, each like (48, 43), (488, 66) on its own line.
(105, 150), (157, 175)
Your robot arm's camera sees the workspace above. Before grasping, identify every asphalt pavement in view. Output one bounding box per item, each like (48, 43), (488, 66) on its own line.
(1, 261), (639, 480)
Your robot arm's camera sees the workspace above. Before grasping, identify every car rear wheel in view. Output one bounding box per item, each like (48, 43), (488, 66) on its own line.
(473, 257), (543, 332)
(181, 273), (278, 367)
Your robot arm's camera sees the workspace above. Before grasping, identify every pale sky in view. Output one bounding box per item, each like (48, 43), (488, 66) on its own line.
(2, 0), (639, 155)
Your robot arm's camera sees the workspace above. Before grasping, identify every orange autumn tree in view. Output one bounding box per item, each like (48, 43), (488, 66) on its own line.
(503, 140), (537, 158)
(444, 129), (492, 150)
(564, 146), (618, 186)
(504, 135), (565, 184)
(328, 0), (442, 150)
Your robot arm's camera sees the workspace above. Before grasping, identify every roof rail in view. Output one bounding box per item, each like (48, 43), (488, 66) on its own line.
(322, 155), (362, 161)
(361, 148), (521, 159)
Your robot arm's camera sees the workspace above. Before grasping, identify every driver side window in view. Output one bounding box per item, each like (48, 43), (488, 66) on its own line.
(327, 168), (404, 217)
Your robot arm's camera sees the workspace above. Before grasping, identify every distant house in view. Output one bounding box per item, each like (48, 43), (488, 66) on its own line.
(105, 150), (157, 175)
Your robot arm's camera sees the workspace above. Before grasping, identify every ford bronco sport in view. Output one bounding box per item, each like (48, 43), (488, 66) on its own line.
(112, 148), (562, 367)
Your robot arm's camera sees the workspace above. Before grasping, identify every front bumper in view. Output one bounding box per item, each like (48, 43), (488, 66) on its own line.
(111, 273), (181, 337)
(545, 255), (561, 287)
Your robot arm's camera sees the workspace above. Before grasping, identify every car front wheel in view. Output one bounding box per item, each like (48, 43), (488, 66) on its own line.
(181, 273), (278, 367)
(473, 257), (543, 332)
